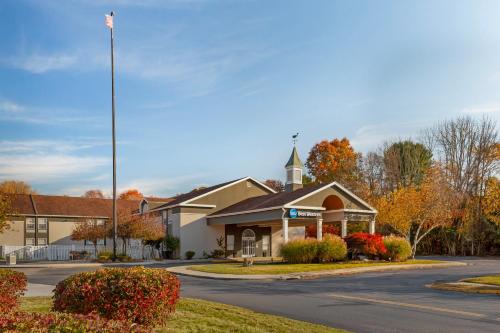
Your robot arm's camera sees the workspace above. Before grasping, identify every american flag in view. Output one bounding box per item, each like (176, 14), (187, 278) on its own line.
(105, 14), (113, 29)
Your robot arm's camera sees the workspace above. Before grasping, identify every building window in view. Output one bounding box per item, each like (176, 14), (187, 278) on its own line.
(26, 238), (35, 246)
(226, 235), (235, 251)
(38, 218), (48, 232)
(167, 219), (173, 236)
(162, 211), (167, 225)
(141, 201), (149, 214)
(37, 238), (47, 246)
(26, 218), (35, 231)
(96, 219), (105, 226)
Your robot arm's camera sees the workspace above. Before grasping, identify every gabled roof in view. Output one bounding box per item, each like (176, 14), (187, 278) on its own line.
(152, 177), (276, 211)
(143, 196), (172, 203)
(208, 184), (325, 217)
(3, 193), (139, 218)
(207, 181), (377, 218)
(140, 197), (174, 211)
(285, 146), (303, 168)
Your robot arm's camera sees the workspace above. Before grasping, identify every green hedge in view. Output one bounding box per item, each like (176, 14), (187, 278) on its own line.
(383, 235), (412, 261)
(317, 235), (348, 262)
(281, 235), (347, 263)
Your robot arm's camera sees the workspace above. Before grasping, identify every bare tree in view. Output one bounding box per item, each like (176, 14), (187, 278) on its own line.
(360, 151), (385, 198)
(428, 116), (498, 195)
(264, 179), (285, 192)
(83, 189), (105, 199)
(425, 116), (498, 255)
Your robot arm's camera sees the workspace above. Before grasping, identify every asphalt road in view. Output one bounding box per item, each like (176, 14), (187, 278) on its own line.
(13, 257), (500, 333)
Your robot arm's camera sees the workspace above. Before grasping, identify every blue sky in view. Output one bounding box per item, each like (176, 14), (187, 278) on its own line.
(1, 0), (499, 197)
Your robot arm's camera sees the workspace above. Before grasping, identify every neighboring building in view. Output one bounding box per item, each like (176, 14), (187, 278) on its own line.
(0, 194), (170, 246)
(146, 145), (377, 259)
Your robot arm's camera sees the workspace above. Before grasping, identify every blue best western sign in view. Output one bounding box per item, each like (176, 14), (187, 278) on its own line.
(289, 208), (321, 218)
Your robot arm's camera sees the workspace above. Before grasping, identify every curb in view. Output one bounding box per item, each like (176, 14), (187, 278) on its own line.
(0, 261), (160, 269)
(0, 258), (214, 269)
(166, 262), (467, 281)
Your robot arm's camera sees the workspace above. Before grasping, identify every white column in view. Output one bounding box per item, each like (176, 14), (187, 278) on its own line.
(369, 218), (376, 235)
(316, 218), (323, 241)
(341, 218), (348, 238)
(282, 218), (289, 243)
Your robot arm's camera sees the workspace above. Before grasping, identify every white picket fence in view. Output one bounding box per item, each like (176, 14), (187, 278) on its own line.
(0, 244), (159, 261)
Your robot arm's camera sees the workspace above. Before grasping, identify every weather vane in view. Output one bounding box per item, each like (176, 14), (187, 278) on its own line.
(292, 132), (299, 145)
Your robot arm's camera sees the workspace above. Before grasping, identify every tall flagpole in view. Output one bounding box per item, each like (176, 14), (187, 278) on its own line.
(107, 11), (117, 261)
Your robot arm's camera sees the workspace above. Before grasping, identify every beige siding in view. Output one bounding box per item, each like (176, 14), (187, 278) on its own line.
(49, 221), (83, 245)
(271, 225), (283, 257)
(179, 213), (224, 259)
(294, 186), (367, 210)
(169, 212), (181, 238)
(190, 179), (272, 214)
(0, 220), (25, 246)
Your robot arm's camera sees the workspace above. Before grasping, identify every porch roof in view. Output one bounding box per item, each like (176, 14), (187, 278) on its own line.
(207, 181), (376, 220)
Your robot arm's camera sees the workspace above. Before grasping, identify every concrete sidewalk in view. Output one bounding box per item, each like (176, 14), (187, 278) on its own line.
(25, 283), (55, 297)
(166, 261), (467, 280)
(0, 258), (212, 269)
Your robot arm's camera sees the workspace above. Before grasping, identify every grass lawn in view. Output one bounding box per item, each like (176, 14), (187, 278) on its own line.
(20, 297), (348, 333)
(188, 259), (445, 275)
(462, 275), (500, 286)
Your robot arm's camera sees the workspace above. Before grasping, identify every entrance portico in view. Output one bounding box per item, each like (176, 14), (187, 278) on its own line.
(207, 181), (377, 257)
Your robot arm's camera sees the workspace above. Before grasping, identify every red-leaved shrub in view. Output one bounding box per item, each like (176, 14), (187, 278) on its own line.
(53, 267), (180, 326)
(0, 268), (27, 313)
(0, 311), (149, 333)
(305, 223), (340, 238)
(344, 232), (387, 258)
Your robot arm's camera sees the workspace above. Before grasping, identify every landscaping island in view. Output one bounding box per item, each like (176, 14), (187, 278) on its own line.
(21, 296), (348, 333)
(430, 275), (500, 295)
(189, 259), (446, 275)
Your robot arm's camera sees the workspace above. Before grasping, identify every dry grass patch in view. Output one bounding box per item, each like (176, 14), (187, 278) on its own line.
(189, 259), (445, 275)
(462, 275), (500, 286)
(430, 282), (500, 295)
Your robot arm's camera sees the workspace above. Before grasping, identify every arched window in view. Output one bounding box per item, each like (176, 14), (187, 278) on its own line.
(322, 195), (344, 211)
(242, 229), (256, 258)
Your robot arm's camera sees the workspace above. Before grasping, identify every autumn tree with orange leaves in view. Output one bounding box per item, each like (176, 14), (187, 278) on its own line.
(71, 219), (107, 257)
(375, 167), (458, 257)
(118, 189), (143, 200)
(140, 216), (166, 259)
(483, 177), (500, 226)
(305, 138), (362, 190)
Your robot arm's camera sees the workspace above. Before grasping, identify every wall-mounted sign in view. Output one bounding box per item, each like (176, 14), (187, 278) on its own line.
(289, 209), (322, 218)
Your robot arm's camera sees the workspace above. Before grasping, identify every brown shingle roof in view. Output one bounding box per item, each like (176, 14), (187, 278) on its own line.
(208, 184), (325, 216)
(3, 193), (140, 218)
(2, 193), (35, 215)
